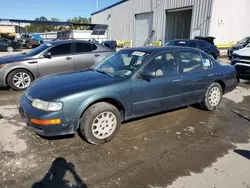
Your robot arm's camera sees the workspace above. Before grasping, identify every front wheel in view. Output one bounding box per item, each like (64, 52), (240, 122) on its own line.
(200, 83), (223, 111)
(26, 43), (32, 49)
(6, 46), (14, 52)
(79, 102), (121, 145)
(7, 69), (34, 91)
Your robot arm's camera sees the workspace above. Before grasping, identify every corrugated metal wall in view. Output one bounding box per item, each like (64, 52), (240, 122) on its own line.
(91, 0), (214, 43)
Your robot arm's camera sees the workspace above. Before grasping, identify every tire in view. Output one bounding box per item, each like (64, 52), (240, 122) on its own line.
(7, 69), (34, 91)
(200, 83), (223, 111)
(79, 102), (121, 145)
(26, 43), (32, 49)
(6, 46), (14, 52)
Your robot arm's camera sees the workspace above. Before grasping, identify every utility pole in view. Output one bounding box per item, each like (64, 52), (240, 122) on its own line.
(96, 0), (99, 11)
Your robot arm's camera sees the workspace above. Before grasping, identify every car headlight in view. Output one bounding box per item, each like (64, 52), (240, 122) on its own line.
(32, 99), (63, 111)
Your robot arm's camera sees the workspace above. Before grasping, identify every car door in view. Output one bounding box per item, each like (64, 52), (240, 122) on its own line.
(131, 51), (183, 116)
(197, 40), (210, 53)
(180, 50), (215, 105)
(37, 42), (74, 77)
(73, 42), (98, 70)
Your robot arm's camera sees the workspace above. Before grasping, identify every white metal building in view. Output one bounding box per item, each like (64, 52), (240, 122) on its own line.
(91, 0), (250, 46)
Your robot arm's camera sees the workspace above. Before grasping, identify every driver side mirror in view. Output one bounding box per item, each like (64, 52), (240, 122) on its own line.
(141, 70), (156, 79)
(43, 51), (51, 59)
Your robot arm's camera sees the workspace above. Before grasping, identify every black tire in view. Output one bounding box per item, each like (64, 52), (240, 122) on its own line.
(79, 102), (121, 145)
(200, 83), (223, 111)
(26, 43), (32, 49)
(7, 69), (34, 91)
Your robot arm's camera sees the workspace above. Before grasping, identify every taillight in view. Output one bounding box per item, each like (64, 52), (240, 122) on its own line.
(0, 64), (4, 69)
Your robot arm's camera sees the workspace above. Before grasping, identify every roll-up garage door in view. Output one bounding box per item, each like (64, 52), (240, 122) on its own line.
(135, 12), (153, 47)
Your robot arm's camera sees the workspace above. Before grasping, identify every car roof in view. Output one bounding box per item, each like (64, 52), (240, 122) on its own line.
(169, 39), (209, 42)
(120, 46), (202, 53)
(46, 40), (99, 45)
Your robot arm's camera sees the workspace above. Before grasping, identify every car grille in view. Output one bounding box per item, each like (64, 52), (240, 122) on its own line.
(25, 92), (34, 103)
(233, 55), (250, 61)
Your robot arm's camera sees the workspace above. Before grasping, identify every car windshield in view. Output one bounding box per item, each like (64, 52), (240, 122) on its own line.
(165, 40), (187, 46)
(93, 50), (150, 77)
(238, 37), (248, 44)
(25, 43), (51, 56)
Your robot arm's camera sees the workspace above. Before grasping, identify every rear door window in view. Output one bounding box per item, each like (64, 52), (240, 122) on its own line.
(48, 43), (72, 56)
(201, 54), (213, 70)
(75, 42), (93, 53)
(180, 51), (203, 73)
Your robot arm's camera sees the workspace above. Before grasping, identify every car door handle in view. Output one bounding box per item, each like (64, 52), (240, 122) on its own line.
(208, 74), (214, 77)
(172, 79), (182, 83)
(66, 57), (72, 60)
(94, 54), (100, 57)
(27, 61), (38, 64)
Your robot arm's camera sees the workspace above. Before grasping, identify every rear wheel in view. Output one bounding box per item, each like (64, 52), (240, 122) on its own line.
(26, 43), (32, 49)
(200, 83), (223, 111)
(7, 69), (34, 91)
(79, 102), (121, 145)
(6, 46), (14, 52)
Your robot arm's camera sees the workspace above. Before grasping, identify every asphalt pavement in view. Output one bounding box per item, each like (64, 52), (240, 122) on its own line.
(0, 51), (250, 188)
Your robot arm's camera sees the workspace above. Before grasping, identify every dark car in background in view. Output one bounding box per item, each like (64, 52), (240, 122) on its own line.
(18, 46), (237, 145)
(0, 40), (114, 90)
(102, 40), (117, 51)
(0, 38), (22, 52)
(231, 44), (250, 80)
(165, 37), (220, 59)
(228, 36), (250, 59)
(17, 34), (44, 49)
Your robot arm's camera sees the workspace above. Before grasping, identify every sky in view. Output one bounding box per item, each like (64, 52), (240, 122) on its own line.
(0, 0), (121, 20)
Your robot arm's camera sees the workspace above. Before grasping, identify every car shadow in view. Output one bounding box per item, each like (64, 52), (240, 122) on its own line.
(0, 86), (10, 91)
(234, 149), (250, 160)
(32, 157), (88, 188)
(123, 106), (188, 124)
(38, 134), (75, 141)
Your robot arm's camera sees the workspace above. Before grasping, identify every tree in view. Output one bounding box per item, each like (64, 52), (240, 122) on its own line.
(67, 16), (90, 30)
(26, 16), (91, 33)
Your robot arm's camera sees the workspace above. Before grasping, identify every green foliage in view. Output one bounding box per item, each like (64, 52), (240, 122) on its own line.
(26, 16), (92, 33)
(0, 32), (15, 40)
(66, 16), (91, 30)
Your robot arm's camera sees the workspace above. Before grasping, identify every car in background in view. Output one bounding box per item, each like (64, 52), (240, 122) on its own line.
(0, 38), (22, 52)
(18, 46), (237, 145)
(102, 40), (117, 51)
(164, 37), (220, 59)
(228, 36), (250, 59)
(231, 43), (250, 80)
(17, 34), (44, 49)
(0, 40), (114, 90)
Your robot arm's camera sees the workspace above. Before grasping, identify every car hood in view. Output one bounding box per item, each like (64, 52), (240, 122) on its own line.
(0, 54), (33, 64)
(231, 43), (245, 49)
(27, 70), (124, 101)
(233, 47), (250, 56)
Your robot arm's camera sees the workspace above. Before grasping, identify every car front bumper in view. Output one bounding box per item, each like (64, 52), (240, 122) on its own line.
(18, 94), (77, 137)
(232, 59), (250, 80)
(0, 69), (7, 87)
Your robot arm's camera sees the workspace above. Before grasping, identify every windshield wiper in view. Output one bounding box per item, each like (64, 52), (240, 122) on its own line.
(95, 70), (115, 77)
